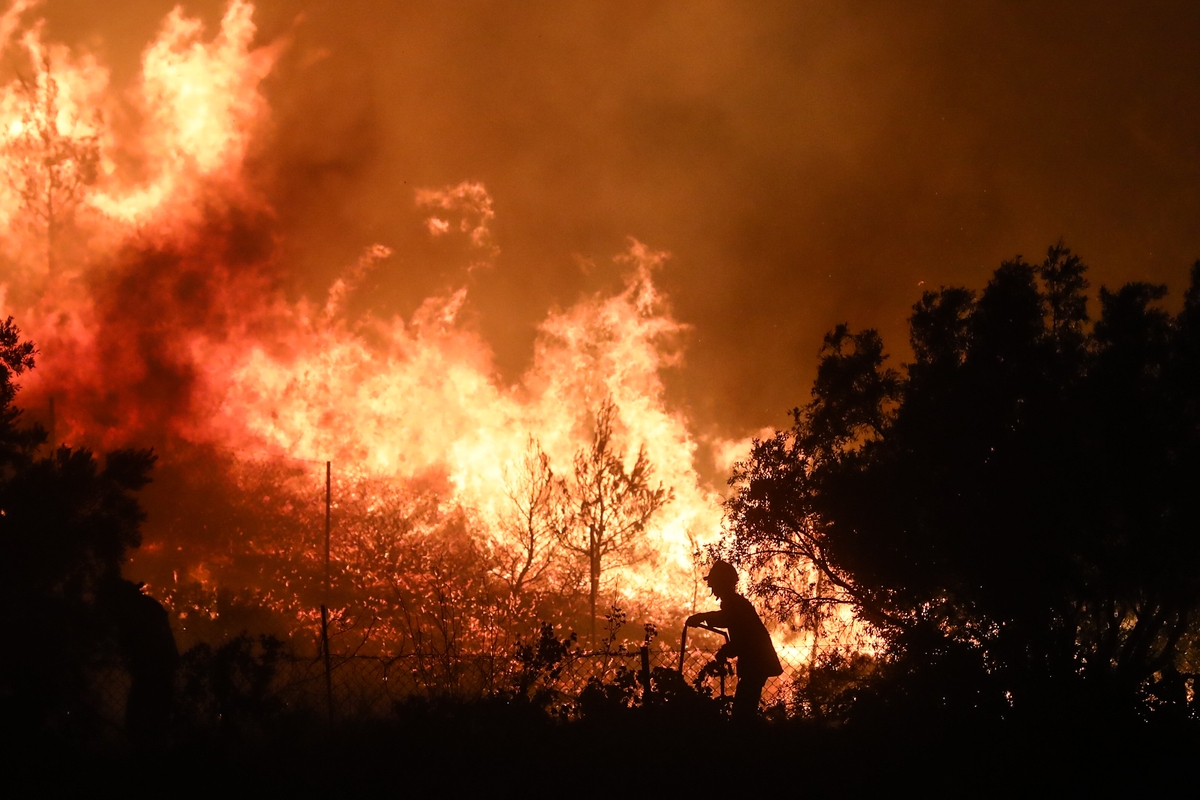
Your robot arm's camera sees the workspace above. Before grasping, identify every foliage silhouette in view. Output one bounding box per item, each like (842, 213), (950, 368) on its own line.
(176, 634), (286, 739)
(726, 244), (1200, 722)
(504, 622), (578, 714)
(0, 317), (162, 738)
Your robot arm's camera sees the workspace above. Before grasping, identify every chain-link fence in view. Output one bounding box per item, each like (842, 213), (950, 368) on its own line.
(63, 640), (1200, 741)
(63, 640), (825, 737)
(267, 644), (807, 718)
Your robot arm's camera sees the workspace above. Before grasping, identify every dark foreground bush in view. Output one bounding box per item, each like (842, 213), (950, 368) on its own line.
(12, 702), (1200, 795)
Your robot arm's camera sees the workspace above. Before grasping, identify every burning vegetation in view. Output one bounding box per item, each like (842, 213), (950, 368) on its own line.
(0, 0), (813, 669)
(3, 3), (1197, 756)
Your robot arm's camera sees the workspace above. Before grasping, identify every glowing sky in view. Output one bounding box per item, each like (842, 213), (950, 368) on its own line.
(32, 0), (1200, 439)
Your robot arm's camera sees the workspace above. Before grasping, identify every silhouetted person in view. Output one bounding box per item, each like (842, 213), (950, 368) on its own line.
(686, 560), (782, 718)
(102, 579), (179, 741)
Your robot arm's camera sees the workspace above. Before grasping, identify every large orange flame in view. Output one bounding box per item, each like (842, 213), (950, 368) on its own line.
(0, 1), (840, 658)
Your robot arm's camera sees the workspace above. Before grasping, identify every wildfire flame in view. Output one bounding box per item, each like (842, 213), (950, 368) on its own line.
(0, 1), (830, 658)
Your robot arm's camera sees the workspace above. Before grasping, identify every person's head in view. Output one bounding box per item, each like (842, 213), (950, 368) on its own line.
(704, 560), (738, 599)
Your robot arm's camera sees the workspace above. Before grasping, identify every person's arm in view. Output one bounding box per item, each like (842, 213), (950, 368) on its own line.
(685, 609), (731, 628)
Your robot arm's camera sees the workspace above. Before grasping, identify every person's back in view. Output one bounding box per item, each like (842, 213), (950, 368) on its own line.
(716, 592), (783, 682)
(102, 579), (179, 740)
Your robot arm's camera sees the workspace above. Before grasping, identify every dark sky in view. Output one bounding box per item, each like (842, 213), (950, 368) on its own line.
(42, 0), (1200, 438)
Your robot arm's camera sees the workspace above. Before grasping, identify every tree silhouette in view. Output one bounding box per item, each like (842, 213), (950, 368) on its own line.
(557, 399), (671, 645)
(0, 317), (160, 733)
(726, 244), (1200, 721)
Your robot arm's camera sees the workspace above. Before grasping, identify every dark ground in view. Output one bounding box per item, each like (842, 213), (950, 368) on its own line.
(9, 709), (1197, 795)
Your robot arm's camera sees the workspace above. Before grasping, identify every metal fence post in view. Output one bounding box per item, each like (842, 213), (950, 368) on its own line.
(639, 644), (651, 703)
(321, 461), (333, 723)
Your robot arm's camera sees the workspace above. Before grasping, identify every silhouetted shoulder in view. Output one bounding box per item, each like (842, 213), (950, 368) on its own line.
(720, 593), (782, 679)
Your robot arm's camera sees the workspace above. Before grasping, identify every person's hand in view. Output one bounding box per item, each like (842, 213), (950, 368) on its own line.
(685, 614), (704, 627)
(715, 643), (732, 662)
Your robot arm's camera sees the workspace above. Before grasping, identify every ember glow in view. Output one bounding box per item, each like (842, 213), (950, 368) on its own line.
(0, 1), (781, 654)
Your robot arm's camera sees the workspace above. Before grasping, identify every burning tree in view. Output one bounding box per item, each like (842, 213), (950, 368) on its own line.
(1, 54), (99, 278)
(558, 399), (672, 645)
(0, 3), (729, 698)
(496, 436), (568, 602)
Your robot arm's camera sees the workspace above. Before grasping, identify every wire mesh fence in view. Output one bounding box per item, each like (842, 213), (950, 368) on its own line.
(64, 638), (1200, 742)
(267, 644), (807, 718)
(66, 642), (815, 736)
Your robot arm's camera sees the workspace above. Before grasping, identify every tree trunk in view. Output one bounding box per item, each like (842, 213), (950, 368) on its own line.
(589, 549), (600, 648)
(807, 568), (826, 671)
(46, 196), (55, 279)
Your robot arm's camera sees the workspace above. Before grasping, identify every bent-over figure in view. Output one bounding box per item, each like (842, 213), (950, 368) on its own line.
(686, 560), (782, 718)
